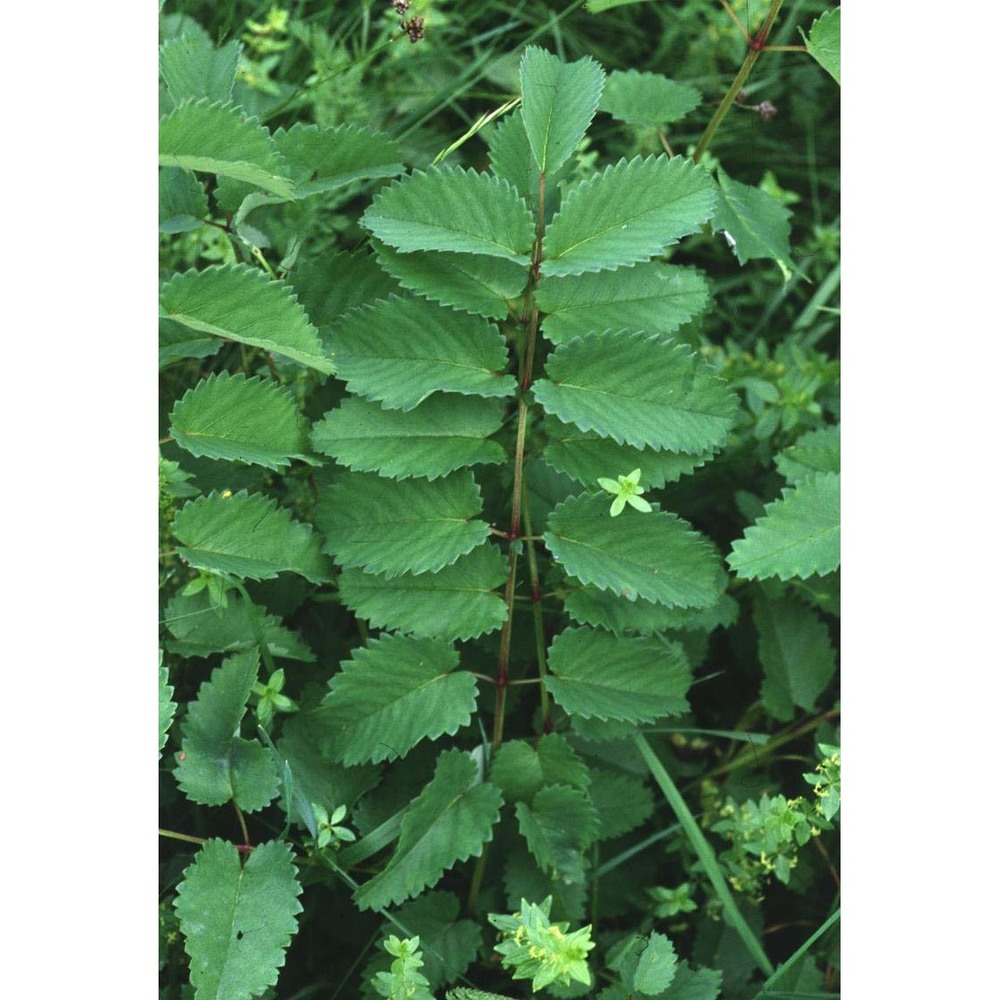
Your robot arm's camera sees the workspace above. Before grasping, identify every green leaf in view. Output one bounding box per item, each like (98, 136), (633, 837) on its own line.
(354, 749), (502, 911)
(515, 785), (600, 883)
(160, 316), (222, 367)
(727, 472), (840, 581)
(489, 733), (591, 803)
(599, 69), (700, 128)
(533, 331), (737, 454)
(159, 35), (240, 105)
(536, 263), (710, 344)
(318, 634), (478, 765)
(633, 932), (678, 995)
(661, 961), (722, 1000)
(312, 395), (506, 481)
(541, 156), (715, 276)
(159, 654), (176, 756)
(160, 264), (334, 374)
(545, 627), (691, 723)
(288, 250), (401, 330)
(545, 494), (724, 608)
(502, 842), (588, 923)
(159, 167), (209, 233)
(175, 649), (280, 811)
(775, 425), (840, 485)
(754, 593), (837, 722)
(159, 99), (294, 197)
(586, 0), (656, 11)
(337, 545), (508, 641)
(362, 167), (534, 263)
(805, 7), (840, 85)
(588, 770), (653, 840)
(447, 990), (519, 1000)
(712, 170), (797, 274)
(169, 373), (312, 470)
(174, 838), (303, 1000)
(327, 296), (517, 410)
(316, 470), (491, 578)
(519, 46), (605, 176)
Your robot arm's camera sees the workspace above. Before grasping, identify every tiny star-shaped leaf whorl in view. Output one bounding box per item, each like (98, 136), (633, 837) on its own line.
(596, 468), (653, 516)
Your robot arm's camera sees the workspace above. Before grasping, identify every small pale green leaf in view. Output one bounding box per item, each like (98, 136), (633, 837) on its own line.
(315, 470), (490, 578)
(174, 838), (303, 1000)
(727, 472), (840, 581)
(354, 749), (502, 911)
(599, 69), (700, 128)
(319, 634), (477, 765)
(805, 7), (840, 85)
(159, 167), (209, 233)
(327, 296), (517, 410)
(159, 654), (176, 756)
(312, 394), (505, 481)
(362, 167), (534, 263)
(533, 331), (738, 454)
(160, 264), (333, 374)
(712, 170), (798, 274)
(588, 770), (653, 840)
(775, 425), (840, 485)
(170, 373), (312, 470)
(519, 46), (605, 176)
(545, 627), (691, 722)
(172, 491), (331, 584)
(490, 733), (591, 804)
(545, 494), (723, 608)
(515, 785), (600, 883)
(633, 932), (678, 994)
(159, 35), (240, 105)
(541, 156), (715, 276)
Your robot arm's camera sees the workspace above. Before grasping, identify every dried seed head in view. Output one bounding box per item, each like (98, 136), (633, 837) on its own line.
(757, 100), (778, 122)
(405, 15), (425, 42)
(391, 0), (410, 13)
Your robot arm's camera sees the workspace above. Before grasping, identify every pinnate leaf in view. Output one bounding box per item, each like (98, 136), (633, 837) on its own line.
(174, 838), (303, 1000)
(600, 69), (700, 127)
(712, 170), (797, 273)
(488, 109), (577, 212)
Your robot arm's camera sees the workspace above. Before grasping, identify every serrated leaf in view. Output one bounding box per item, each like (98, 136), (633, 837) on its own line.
(633, 932), (678, 994)
(316, 470), (490, 578)
(354, 749), (502, 911)
(488, 110), (577, 213)
(160, 264), (333, 374)
(159, 35), (240, 105)
(519, 47), (604, 176)
(599, 69), (700, 128)
(362, 167), (534, 263)
(712, 170), (797, 273)
(175, 650), (280, 811)
(337, 545), (508, 641)
(546, 494), (724, 608)
(288, 251), (401, 330)
(373, 240), (527, 319)
(159, 167), (209, 233)
(159, 654), (176, 756)
(319, 634), (478, 764)
(174, 838), (303, 1000)
(545, 627), (691, 722)
(160, 316), (223, 366)
(588, 770), (653, 839)
(503, 842), (588, 923)
(170, 373), (312, 470)
(312, 395), (505, 481)
(727, 472), (840, 581)
(775, 425), (840, 485)
(447, 990), (519, 1000)
(537, 263), (710, 344)
(754, 593), (837, 722)
(533, 331), (737, 453)
(805, 7), (840, 85)
(515, 785), (600, 882)
(172, 490), (330, 584)
(159, 99), (294, 197)
(490, 733), (591, 803)
(328, 296), (517, 410)
(541, 156), (715, 276)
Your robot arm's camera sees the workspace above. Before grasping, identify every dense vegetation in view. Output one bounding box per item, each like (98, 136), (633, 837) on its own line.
(158, 1), (840, 997)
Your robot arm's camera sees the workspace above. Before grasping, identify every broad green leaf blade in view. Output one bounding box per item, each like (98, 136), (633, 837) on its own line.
(312, 394), (506, 481)
(545, 627), (691, 722)
(633, 932), (678, 994)
(712, 170), (797, 273)
(536, 263), (710, 344)
(588, 770), (653, 840)
(354, 749), (502, 911)
(337, 546), (508, 641)
(502, 841), (588, 922)
(775, 425), (840, 485)
(727, 472), (840, 581)
(599, 69), (700, 128)
(489, 733), (591, 804)
(544, 494), (724, 608)
(327, 296), (517, 410)
(159, 99), (294, 197)
(315, 470), (490, 578)
(159, 35), (240, 106)
(519, 46), (605, 176)
(515, 785), (600, 883)
(159, 167), (209, 233)
(170, 373), (312, 470)
(175, 650), (280, 811)
(373, 240), (527, 319)
(754, 593), (837, 722)
(661, 961), (722, 1000)
(159, 653), (176, 757)
(805, 7), (840, 85)
(160, 264), (334, 374)
(318, 634), (477, 764)
(533, 331), (738, 453)
(288, 250), (401, 330)
(172, 491), (331, 584)
(362, 167), (534, 263)
(541, 156), (715, 276)
(174, 838), (303, 1000)
(160, 316), (223, 367)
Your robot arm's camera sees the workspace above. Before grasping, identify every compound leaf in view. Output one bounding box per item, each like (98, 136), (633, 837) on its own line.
(545, 627), (691, 723)
(354, 749), (502, 911)
(541, 156), (715, 276)
(545, 494), (723, 608)
(159, 35), (240, 106)
(318, 634), (477, 765)
(775, 425), (840, 485)
(599, 69), (700, 128)
(805, 7), (840, 85)
(712, 170), (797, 274)
(515, 785), (600, 883)
(532, 331), (738, 453)
(727, 472), (840, 581)
(327, 296), (517, 410)
(174, 838), (303, 1000)
(490, 733), (591, 804)
(160, 264), (333, 374)
(315, 470), (490, 578)
(172, 491), (330, 584)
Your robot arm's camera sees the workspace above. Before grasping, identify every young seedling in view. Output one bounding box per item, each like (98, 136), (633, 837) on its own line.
(597, 469), (653, 516)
